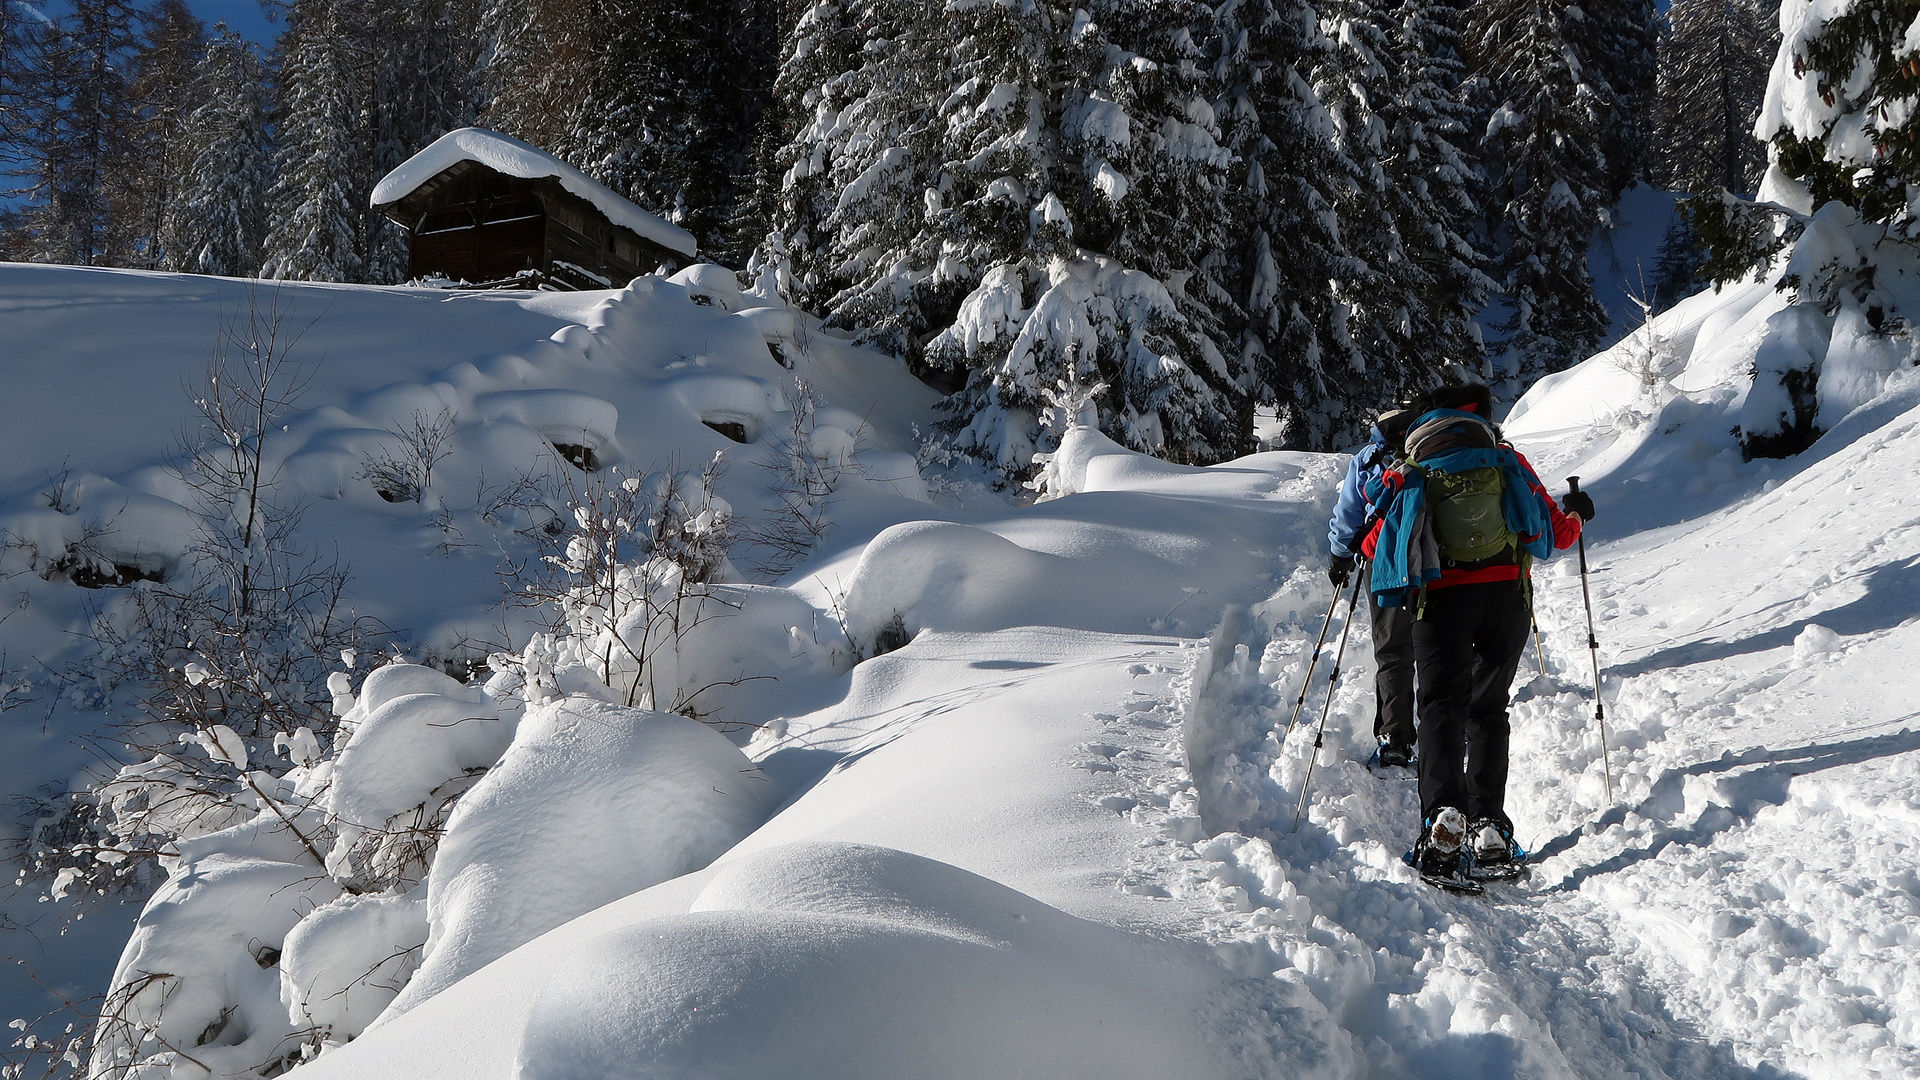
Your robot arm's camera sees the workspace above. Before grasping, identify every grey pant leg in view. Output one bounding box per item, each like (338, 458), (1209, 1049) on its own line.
(1364, 562), (1416, 747)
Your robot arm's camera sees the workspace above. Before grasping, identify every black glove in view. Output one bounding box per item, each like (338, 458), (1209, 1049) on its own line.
(1329, 553), (1356, 587)
(1562, 490), (1595, 522)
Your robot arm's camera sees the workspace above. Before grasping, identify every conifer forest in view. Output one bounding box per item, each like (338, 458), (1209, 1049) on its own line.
(0, 0), (1783, 464)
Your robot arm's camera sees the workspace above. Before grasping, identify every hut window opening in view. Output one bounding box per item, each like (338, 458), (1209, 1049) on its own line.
(417, 208), (476, 235)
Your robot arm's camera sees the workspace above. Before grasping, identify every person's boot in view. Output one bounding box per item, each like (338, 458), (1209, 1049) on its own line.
(1377, 740), (1415, 769)
(1469, 817), (1525, 879)
(1416, 807), (1468, 879)
(1471, 818), (1515, 864)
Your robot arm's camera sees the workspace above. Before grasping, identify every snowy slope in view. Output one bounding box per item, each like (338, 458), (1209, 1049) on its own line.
(4, 259), (1918, 1080)
(0, 261), (936, 1050)
(302, 278), (1916, 1079)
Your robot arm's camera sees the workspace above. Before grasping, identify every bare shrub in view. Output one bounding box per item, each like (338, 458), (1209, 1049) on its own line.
(734, 383), (859, 579)
(15, 288), (377, 909)
(358, 409), (456, 504)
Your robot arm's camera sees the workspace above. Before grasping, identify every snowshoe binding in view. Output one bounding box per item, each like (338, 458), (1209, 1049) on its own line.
(1467, 818), (1528, 882)
(1403, 807), (1483, 895)
(1367, 740), (1416, 778)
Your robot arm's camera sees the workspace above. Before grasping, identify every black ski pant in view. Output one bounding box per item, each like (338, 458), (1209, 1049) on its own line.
(1363, 562), (1415, 748)
(1413, 579), (1530, 830)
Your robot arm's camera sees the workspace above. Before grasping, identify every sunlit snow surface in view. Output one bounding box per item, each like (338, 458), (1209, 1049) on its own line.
(2, 261), (1917, 1079)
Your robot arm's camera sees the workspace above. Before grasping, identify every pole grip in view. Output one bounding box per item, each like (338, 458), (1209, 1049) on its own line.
(1567, 476), (1581, 493)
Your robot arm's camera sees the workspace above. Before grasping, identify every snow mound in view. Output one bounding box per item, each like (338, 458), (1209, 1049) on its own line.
(828, 446), (1332, 649)
(91, 854), (341, 1078)
(325, 669), (514, 890)
(370, 127), (697, 258)
(1031, 422), (1203, 498)
(281, 890), (428, 1041)
(387, 700), (775, 1018)
(514, 841), (1345, 1080)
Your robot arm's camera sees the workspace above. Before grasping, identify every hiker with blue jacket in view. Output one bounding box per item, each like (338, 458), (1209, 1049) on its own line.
(1327, 405), (1418, 769)
(1363, 383), (1594, 889)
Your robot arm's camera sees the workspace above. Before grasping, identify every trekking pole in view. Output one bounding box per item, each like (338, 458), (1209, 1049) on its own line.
(1567, 477), (1614, 803)
(1292, 563), (1366, 831)
(1282, 574), (1349, 732)
(1530, 616), (1548, 677)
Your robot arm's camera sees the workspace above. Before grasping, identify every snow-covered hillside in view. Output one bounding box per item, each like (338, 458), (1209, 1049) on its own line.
(3, 260), (1917, 1079)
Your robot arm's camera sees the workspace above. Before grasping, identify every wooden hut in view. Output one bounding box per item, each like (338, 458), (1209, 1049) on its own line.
(371, 128), (698, 290)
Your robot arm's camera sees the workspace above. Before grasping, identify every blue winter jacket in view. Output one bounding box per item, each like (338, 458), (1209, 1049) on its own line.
(1327, 427), (1392, 557)
(1364, 409), (1558, 609)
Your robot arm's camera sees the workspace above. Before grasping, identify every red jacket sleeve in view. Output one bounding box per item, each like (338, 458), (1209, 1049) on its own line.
(1514, 450), (1582, 551)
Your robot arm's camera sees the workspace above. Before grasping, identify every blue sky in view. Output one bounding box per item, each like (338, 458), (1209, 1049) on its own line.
(185, 0), (280, 45)
(30, 0), (281, 47)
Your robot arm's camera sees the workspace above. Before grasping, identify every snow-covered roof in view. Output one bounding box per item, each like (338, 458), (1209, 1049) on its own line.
(371, 127), (697, 258)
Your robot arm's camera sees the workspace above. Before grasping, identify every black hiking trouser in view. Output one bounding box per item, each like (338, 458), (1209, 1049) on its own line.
(1413, 579), (1531, 831)
(1363, 561), (1415, 749)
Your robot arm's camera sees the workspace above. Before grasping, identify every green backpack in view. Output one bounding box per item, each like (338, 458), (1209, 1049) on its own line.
(1425, 466), (1514, 563)
(1404, 412), (1518, 565)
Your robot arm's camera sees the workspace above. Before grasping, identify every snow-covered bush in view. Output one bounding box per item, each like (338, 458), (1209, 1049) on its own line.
(278, 890), (427, 1044)
(88, 851), (342, 1079)
(77, 650), (782, 1074)
(500, 452), (739, 714)
(321, 665), (516, 894)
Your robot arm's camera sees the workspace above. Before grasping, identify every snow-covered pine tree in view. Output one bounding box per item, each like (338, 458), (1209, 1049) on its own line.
(556, 0), (724, 251)
(119, 0), (205, 269)
(1584, 0), (1661, 197)
(925, 0), (1245, 467)
(762, 0), (943, 344)
(163, 27), (271, 276)
(363, 0), (483, 281)
(1043, 0), (1241, 461)
(475, 0), (593, 152)
(1649, 215), (1706, 310)
(762, 0), (1246, 468)
(1211, 0), (1364, 448)
(1311, 0), (1489, 418)
(1653, 0), (1775, 197)
(1311, 0), (1404, 392)
(482, 0), (773, 256)
(21, 0), (141, 265)
(908, 0), (1065, 403)
(263, 0), (366, 282)
(1380, 0), (1492, 387)
(1754, 0), (1920, 231)
(1465, 0), (1620, 392)
(712, 0), (784, 256)
(1684, 1), (1918, 456)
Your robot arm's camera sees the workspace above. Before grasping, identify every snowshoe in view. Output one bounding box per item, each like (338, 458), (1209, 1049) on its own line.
(1403, 808), (1484, 895)
(1401, 847), (1485, 895)
(1466, 818), (1528, 882)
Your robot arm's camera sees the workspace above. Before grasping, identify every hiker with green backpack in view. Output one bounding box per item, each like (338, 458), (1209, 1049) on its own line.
(1363, 383), (1593, 891)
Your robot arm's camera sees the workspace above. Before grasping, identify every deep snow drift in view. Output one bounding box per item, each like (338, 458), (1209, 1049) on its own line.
(2, 253), (1916, 1080)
